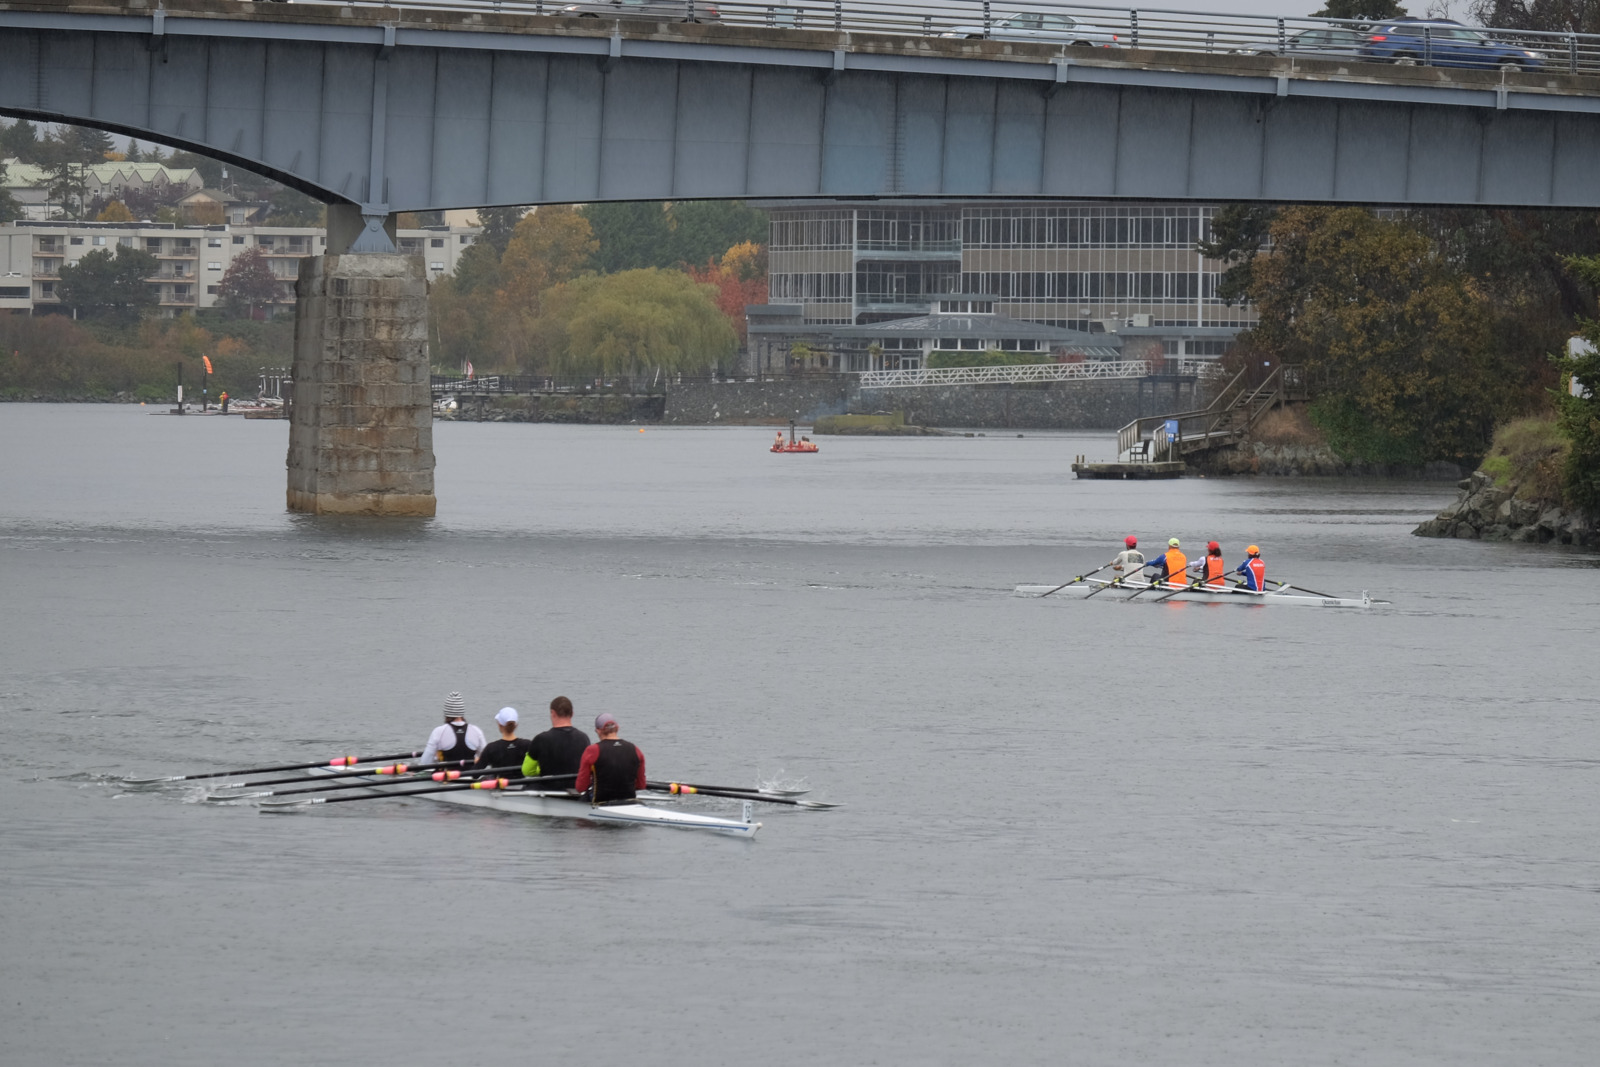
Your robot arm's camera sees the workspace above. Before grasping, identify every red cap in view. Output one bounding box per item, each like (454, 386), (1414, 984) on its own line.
(1208, 541), (1220, 551)
(1124, 536), (1138, 547)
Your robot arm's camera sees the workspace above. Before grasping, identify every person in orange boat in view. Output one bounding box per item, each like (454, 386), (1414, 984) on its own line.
(1234, 544), (1268, 591)
(774, 430), (785, 450)
(1142, 538), (1188, 588)
(1188, 541), (1228, 588)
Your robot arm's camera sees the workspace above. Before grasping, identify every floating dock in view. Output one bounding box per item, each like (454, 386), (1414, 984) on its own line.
(1071, 460), (1186, 479)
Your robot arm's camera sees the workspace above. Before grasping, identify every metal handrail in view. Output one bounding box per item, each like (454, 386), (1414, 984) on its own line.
(282, 0), (1600, 76)
(860, 358), (1150, 388)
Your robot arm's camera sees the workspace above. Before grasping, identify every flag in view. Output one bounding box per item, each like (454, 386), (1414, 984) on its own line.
(202, 356), (214, 374)
(466, 361), (474, 380)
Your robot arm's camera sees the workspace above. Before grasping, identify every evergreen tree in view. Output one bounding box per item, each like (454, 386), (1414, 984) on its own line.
(0, 119), (41, 163)
(474, 206), (530, 255)
(56, 246), (159, 323)
(1311, 0), (1407, 21)
(0, 161), (19, 224)
(579, 201), (674, 272)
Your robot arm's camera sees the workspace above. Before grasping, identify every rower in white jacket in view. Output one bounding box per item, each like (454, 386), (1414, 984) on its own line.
(1109, 535), (1146, 588)
(420, 692), (487, 765)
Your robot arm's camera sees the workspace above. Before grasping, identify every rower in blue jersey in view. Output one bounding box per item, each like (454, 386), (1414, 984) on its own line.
(1234, 545), (1267, 591)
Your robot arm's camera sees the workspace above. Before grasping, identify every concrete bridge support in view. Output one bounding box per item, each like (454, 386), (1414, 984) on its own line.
(286, 251), (436, 516)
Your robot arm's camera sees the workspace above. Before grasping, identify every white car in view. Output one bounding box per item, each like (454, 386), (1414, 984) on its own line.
(942, 12), (1119, 48)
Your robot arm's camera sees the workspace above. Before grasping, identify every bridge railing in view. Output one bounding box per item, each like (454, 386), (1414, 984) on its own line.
(295, 0), (1600, 75)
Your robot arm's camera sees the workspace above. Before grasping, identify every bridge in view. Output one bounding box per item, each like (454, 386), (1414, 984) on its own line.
(8, 0), (1600, 513)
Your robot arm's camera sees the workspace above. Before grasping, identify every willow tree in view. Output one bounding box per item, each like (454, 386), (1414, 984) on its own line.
(538, 268), (736, 377)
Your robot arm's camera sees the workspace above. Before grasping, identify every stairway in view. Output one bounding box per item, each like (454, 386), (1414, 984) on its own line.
(1117, 364), (1305, 462)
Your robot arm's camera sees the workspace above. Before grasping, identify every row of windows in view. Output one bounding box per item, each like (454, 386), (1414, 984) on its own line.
(962, 271), (1218, 301)
(770, 272), (852, 300)
(963, 209), (1209, 250)
(855, 263), (960, 302)
(855, 210), (961, 251)
(770, 212), (854, 251)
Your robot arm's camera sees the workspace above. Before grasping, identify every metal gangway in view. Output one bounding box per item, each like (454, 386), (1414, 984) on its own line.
(1117, 363), (1305, 462)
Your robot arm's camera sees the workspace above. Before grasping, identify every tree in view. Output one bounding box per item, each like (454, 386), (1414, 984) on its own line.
(56, 245), (158, 323)
(215, 248), (281, 319)
(1557, 255), (1600, 514)
(1471, 0), (1600, 33)
(1196, 203), (1277, 305)
(536, 268), (736, 377)
(96, 200), (135, 223)
(0, 161), (19, 224)
(1311, 0), (1408, 21)
(0, 119), (41, 163)
(473, 206), (530, 256)
(686, 240), (769, 347)
(1241, 206), (1505, 465)
(579, 201), (674, 273)
(266, 186), (325, 227)
(665, 201), (769, 269)
(498, 206), (598, 312)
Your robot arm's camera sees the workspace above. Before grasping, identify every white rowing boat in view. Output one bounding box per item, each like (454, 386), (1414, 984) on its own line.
(274, 768), (762, 837)
(1014, 579), (1376, 608)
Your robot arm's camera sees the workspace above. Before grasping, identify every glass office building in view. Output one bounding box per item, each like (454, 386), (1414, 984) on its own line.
(754, 201), (1254, 372)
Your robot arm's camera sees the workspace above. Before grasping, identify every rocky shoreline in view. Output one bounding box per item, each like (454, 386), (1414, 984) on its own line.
(1413, 471), (1595, 545)
(1190, 441), (1466, 480)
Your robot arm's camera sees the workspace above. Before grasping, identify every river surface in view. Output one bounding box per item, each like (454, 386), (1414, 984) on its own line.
(2, 404), (1597, 1066)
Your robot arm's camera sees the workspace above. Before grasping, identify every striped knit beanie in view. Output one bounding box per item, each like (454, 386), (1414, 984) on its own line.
(443, 692), (466, 719)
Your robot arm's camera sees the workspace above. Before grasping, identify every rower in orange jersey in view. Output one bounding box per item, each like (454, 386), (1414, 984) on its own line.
(1142, 538), (1188, 589)
(1188, 541), (1228, 588)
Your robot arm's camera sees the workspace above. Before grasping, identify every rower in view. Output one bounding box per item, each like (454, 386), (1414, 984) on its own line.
(1189, 541), (1227, 588)
(574, 713), (647, 805)
(420, 692), (486, 765)
(521, 696), (591, 786)
(476, 707), (531, 779)
(1143, 538), (1188, 589)
(1109, 535), (1145, 586)
(1234, 544), (1267, 591)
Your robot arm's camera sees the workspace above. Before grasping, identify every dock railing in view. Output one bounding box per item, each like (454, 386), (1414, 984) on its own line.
(1117, 363), (1302, 461)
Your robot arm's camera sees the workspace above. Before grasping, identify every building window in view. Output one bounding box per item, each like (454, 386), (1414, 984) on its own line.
(39, 282), (54, 296)
(119, 237), (132, 247)
(208, 262), (222, 271)
(460, 235), (471, 244)
(146, 238), (162, 252)
(70, 237), (84, 246)
(0, 286), (27, 299)
(208, 238), (223, 248)
(207, 285), (219, 295)
(232, 236), (245, 245)
(429, 262), (445, 271)
(93, 236), (106, 246)
(430, 238), (445, 248)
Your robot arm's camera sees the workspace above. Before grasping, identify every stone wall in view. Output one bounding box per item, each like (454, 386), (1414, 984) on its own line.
(442, 394), (664, 423)
(1414, 471), (1595, 544)
(286, 254), (436, 516)
(1190, 442), (1466, 479)
(858, 376), (1197, 431)
(663, 378), (853, 424)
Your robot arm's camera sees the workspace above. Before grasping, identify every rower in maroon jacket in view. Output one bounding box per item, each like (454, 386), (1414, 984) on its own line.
(574, 713), (647, 804)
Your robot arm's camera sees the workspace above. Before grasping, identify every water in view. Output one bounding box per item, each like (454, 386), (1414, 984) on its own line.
(2, 405), (1597, 1065)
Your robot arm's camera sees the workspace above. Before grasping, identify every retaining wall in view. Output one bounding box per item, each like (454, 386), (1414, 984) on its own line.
(663, 378), (853, 424)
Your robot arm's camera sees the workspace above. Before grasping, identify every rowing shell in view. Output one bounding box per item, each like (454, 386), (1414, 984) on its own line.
(1013, 579), (1376, 608)
(287, 768), (760, 837)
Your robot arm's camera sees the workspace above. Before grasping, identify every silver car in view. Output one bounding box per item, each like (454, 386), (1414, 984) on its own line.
(559, 0), (719, 21)
(942, 11), (1119, 48)
(1235, 26), (1366, 59)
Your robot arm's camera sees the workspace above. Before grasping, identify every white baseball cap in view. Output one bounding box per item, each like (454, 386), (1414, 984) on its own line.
(494, 707), (518, 726)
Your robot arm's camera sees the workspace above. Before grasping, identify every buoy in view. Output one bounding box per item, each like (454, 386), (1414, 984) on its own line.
(638, 427), (645, 433)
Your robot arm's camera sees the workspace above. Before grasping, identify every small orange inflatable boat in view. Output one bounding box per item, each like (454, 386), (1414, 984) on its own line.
(771, 423), (819, 454)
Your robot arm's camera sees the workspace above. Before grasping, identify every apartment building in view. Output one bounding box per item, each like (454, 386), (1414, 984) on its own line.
(0, 220), (480, 316)
(1, 160), (205, 220)
(751, 200), (1255, 372)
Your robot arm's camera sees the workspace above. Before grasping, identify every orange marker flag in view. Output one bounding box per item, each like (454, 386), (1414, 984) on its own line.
(202, 356), (214, 374)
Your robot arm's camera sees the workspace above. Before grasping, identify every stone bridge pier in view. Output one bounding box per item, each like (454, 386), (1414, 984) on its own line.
(286, 209), (436, 516)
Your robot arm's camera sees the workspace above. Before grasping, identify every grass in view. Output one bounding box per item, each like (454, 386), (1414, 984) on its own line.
(1251, 404), (1325, 448)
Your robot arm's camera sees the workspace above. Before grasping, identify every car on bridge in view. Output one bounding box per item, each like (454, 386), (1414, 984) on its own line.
(558, 0), (719, 21)
(1234, 26), (1366, 60)
(1360, 18), (1546, 70)
(941, 11), (1119, 48)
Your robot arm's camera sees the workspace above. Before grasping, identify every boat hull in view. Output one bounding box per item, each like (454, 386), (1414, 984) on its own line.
(1014, 581), (1374, 608)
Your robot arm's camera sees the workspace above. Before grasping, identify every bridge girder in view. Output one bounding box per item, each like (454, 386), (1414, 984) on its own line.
(5, 0), (1600, 220)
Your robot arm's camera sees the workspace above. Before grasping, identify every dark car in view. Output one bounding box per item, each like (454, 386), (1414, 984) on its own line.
(1361, 18), (1545, 70)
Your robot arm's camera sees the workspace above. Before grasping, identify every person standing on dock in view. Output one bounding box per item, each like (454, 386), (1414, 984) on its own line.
(1234, 545), (1268, 591)
(1189, 541), (1228, 588)
(521, 696), (591, 784)
(1110, 536), (1145, 586)
(420, 692), (486, 765)
(1143, 538), (1188, 589)
(476, 707), (531, 778)
(574, 713), (647, 805)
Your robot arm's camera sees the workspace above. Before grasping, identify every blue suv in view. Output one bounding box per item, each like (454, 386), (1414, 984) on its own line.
(1361, 18), (1546, 70)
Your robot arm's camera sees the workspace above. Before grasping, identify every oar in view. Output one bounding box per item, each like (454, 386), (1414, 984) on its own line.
(647, 781), (838, 809)
(1083, 569), (1145, 600)
(1153, 574), (1247, 603)
(216, 766), (576, 802)
(203, 757), (478, 791)
(650, 778), (810, 797)
(259, 777), (519, 810)
(124, 750), (418, 785)
(1267, 578), (1339, 599)
(1037, 561), (1113, 598)
(1125, 568), (1174, 600)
